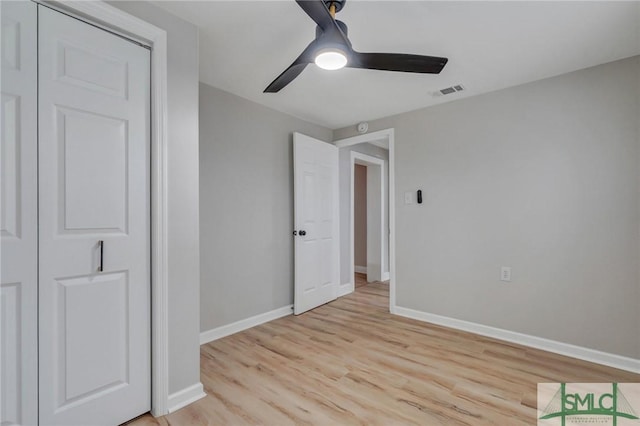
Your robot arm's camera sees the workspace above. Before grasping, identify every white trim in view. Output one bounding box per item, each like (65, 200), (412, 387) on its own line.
(335, 129), (394, 148)
(44, 1), (155, 46)
(353, 270), (390, 281)
(167, 383), (206, 414)
(389, 131), (395, 313)
(337, 283), (353, 297)
(367, 139), (389, 150)
(200, 305), (293, 345)
(394, 306), (640, 374)
(334, 129), (396, 312)
(49, 1), (171, 416)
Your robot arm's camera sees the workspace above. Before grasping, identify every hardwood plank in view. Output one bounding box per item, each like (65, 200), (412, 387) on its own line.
(128, 281), (640, 425)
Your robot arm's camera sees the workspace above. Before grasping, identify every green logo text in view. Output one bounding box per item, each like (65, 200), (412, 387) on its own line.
(539, 383), (639, 426)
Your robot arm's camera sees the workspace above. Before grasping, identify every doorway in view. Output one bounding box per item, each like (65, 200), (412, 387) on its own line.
(351, 152), (386, 285)
(334, 129), (396, 312)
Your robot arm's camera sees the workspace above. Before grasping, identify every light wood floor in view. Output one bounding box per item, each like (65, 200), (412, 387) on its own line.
(128, 281), (639, 425)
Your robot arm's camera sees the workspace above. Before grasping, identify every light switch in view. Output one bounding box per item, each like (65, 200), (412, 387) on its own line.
(404, 191), (413, 204)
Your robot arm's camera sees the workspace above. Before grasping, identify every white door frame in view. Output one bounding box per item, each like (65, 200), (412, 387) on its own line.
(40, 0), (171, 416)
(350, 152), (385, 284)
(335, 129), (396, 312)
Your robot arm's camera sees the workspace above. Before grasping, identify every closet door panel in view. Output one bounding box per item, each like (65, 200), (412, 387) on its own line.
(0, 2), (38, 425)
(38, 6), (151, 425)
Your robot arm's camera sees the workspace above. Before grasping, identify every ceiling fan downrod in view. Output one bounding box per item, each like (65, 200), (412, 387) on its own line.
(324, 0), (346, 18)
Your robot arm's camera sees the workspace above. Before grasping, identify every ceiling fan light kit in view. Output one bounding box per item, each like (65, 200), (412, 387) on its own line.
(264, 0), (448, 93)
(314, 49), (348, 70)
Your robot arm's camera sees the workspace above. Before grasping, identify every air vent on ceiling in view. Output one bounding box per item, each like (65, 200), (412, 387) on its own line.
(433, 84), (465, 97)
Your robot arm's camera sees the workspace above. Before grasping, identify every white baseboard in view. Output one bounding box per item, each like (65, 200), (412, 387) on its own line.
(393, 306), (640, 374)
(168, 382), (206, 413)
(354, 265), (367, 274)
(338, 282), (354, 297)
(354, 267), (389, 281)
(200, 305), (293, 345)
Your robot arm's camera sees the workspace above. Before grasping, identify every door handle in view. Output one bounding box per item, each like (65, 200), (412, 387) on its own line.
(98, 240), (104, 272)
(299, 230), (306, 236)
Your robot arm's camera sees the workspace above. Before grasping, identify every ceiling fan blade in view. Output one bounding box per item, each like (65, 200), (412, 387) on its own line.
(295, 0), (335, 32)
(264, 42), (316, 93)
(263, 63), (308, 93)
(349, 52), (448, 74)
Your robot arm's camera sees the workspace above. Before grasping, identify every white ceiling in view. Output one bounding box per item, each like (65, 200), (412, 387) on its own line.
(154, 1), (640, 129)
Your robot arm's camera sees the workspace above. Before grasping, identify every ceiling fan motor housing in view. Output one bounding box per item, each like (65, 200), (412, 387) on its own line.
(314, 19), (351, 62)
(315, 19), (348, 39)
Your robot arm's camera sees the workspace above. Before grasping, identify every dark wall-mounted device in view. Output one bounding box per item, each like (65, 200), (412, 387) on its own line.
(417, 190), (423, 204)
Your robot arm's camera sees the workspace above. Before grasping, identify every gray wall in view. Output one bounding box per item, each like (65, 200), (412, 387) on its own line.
(338, 143), (389, 285)
(199, 83), (332, 332)
(334, 56), (640, 358)
(109, 2), (201, 395)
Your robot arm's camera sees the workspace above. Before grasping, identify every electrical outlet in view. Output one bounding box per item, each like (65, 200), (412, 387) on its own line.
(501, 267), (512, 282)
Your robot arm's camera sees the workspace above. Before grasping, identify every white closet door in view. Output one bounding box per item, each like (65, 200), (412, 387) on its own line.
(1, 2), (38, 425)
(38, 6), (151, 425)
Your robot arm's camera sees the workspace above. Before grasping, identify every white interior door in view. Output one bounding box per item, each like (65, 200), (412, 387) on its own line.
(1, 2), (38, 425)
(293, 133), (340, 315)
(38, 6), (150, 425)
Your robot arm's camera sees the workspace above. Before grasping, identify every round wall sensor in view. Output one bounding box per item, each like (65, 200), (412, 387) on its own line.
(357, 122), (368, 134)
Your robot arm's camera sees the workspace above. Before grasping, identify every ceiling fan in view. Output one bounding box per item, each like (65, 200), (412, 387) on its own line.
(264, 0), (448, 93)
